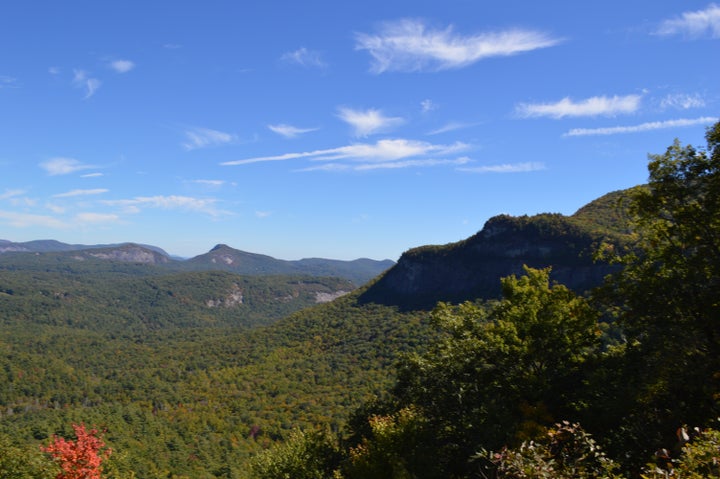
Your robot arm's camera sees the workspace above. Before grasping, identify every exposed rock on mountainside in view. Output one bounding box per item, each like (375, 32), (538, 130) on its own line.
(0, 240), (393, 286)
(360, 190), (632, 309)
(85, 244), (171, 264)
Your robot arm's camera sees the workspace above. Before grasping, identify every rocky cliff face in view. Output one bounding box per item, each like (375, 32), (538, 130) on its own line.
(359, 213), (623, 309)
(82, 244), (170, 264)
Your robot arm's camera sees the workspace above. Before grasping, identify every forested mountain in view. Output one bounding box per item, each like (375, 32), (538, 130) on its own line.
(4, 122), (720, 478)
(0, 187), (635, 478)
(0, 241), (394, 286)
(360, 189), (634, 309)
(184, 244), (395, 286)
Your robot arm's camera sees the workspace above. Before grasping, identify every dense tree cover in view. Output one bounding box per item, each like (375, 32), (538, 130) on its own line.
(252, 122), (720, 478)
(0, 267), (353, 331)
(589, 119), (720, 466)
(0, 281), (427, 477)
(3, 122), (720, 477)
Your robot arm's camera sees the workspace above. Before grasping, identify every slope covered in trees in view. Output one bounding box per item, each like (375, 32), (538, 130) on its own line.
(251, 120), (720, 478)
(3, 121), (720, 477)
(359, 189), (634, 310)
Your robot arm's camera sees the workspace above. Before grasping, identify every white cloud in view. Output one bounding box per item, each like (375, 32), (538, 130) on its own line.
(190, 179), (226, 187)
(102, 195), (224, 216)
(222, 138), (469, 168)
(655, 4), (720, 38)
(280, 47), (327, 68)
(81, 172), (104, 178)
(45, 203), (66, 214)
(182, 127), (237, 150)
(0, 210), (68, 229)
(421, 99), (436, 112)
(255, 211), (272, 218)
(75, 212), (120, 223)
(53, 188), (109, 198)
(40, 157), (95, 176)
(355, 19), (561, 73)
(458, 162), (546, 173)
(337, 107), (404, 137)
(353, 156), (471, 171)
(428, 121), (479, 135)
(0, 189), (26, 200)
(109, 59), (135, 73)
(268, 124), (319, 138)
(564, 116), (719, 137)
(72, 69), (101, 99)
(660, 93), (706, 110)
(516, 94), (642, 119)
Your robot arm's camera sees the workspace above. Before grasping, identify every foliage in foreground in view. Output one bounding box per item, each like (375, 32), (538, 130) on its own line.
(252, 121), (720, 478)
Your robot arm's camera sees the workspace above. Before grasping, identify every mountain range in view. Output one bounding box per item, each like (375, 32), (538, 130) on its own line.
(0, 240), (394, 287)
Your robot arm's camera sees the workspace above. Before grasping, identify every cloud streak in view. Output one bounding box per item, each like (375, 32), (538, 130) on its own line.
(564, 116), (719, 137)
(337, 107), (404, 137)
(40, 158), (96, 176)
(355, 19), (561, 73)
(102, 195), (225, 216)
(655, 4), (720, 38)
(53, 189), (109, 198)
(516, 94), (642, 119)
(0, 210), (68, 229)
(182, 127), (237, 150)
(268, 124), (319, 138)
(458, 162), (545, 173)
(280, 47), (327, 68)
(222, 138), (469, 168)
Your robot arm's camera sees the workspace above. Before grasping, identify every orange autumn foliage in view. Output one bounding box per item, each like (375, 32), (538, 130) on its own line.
(41, 424), (111, 479)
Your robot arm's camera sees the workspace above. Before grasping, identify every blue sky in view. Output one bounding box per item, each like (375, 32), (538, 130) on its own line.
(1, 1), (718, 260)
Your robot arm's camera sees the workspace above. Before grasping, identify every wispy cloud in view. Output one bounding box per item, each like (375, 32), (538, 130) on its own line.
(81, 172), (104, 178)
(0, 210), (68, 229)
(222, 138), (469, 172)
(660, 93), (706, 110)
(304, 156), (472, 172)
(516, 94), (642, 119)
(190, 179), (226, 187)
(182, 127), (237, 150)
(655, 3), (720, 38)
(75, 212), (120, 224)
(280, 47), (327, 68)
(53, 188), (109, 198)
(420, 99), (437, 112)
(268, 123), (319, 138)
(428, 121), (479, 135)
(40, 157), (96, 176)
(72, 69), (101, 99)
(564, 116), (719, 137)
(103, 195), (225, 216)
(109, 59), (135, 73)
(355, 19), (561, 73)
(255, 210), (272, 218)
(458, 162), (546, 173)
(0, 75), (19, 88)
(337, 107), (404, 137)
(0, 189), (26, 200)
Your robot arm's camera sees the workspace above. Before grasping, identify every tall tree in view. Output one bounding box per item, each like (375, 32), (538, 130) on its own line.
(597, 120), (720, 462)
(348, 267), (600, 478)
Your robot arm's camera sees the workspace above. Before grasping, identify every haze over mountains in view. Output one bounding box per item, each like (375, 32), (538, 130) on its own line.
(0, 185), (647, 477)
(0, 240), (395, 287)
